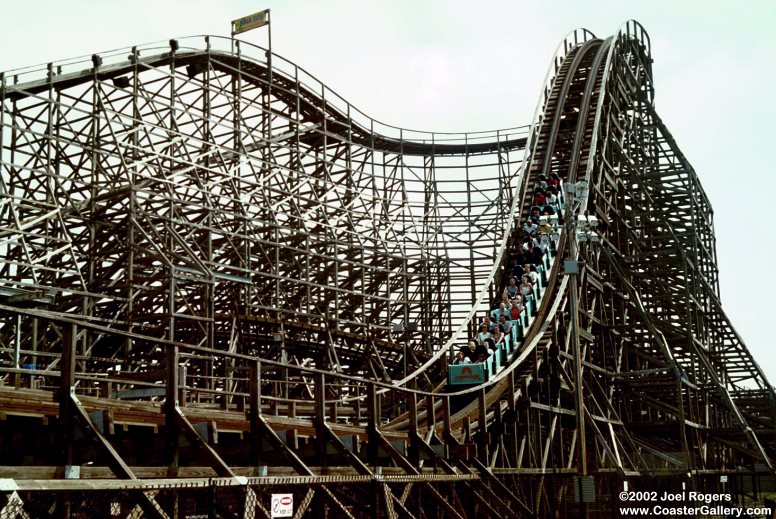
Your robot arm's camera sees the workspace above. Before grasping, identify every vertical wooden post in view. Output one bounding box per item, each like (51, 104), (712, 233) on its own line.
(425, 394), (435, 435)
(354, 396), (361, 423)
(442, 395), (452, 443)
(367, 383), (379, 466)
(13, 314), (21, 388)
(373, 478), (382, 519)
(249, 360), (262, 469)
(478, 388), (488, 463)
(407, 391), (418, 465)
(507, 371), (518, 466)
(31, 318), (39, 385)
(329, 397), (338, 423)
(60, 322), (77, 469)
(315, 372), (326, 470)
(166, 343), (179, 476)
(287, 399), (298, 449)
(178, 365), (187, 407)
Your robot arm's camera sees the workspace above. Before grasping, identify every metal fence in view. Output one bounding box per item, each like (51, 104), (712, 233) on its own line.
(2, 473), (773, 518)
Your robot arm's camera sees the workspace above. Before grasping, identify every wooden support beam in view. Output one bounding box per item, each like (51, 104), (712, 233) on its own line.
(59, 323), (76, 469)
(407, 392), (418, 465)
(425, 394), (435, 434)
(320, 423), (372, 476)
(477, 388), (489, 463)
(249, 360), (262, 468)
(381, 482), (399, 519)
(165, 343), (179, 476)
(174, 408), (235, 478)
(314, 372), (327, 470)
(442, 395), (453, 444)
(375, 430), (418, 475)
(69, 396), (170, 519)
(469, 457), (533, 517)
(409, 432), (455, 474)
(320, 486), (357, 519)
(388, 494), (418, 519)
(466, 483), (502, 518)
(418, 482), (465, 519)
(254, 413), (314, 476)
(367, 383), (380, 466)
(70, 395), (135, 479)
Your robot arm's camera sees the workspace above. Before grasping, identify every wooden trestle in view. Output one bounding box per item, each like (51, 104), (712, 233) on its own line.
(0, 22), (774, 518)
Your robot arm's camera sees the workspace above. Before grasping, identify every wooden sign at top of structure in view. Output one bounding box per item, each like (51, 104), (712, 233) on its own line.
(231, 9), (269, 36)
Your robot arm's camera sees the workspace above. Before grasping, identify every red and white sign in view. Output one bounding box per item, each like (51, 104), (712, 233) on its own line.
(271, 494), (293, 518)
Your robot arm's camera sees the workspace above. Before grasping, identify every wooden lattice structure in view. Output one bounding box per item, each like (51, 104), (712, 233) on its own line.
(0, 21), (773, 518)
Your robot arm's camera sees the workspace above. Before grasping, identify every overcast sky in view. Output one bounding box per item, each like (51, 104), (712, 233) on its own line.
(1, 0), (773, 381)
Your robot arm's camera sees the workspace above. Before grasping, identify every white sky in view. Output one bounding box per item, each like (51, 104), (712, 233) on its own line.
(1, 0), (774, 381)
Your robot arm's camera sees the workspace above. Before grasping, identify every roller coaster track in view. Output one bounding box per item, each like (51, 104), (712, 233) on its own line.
(0, 21), (774, 518)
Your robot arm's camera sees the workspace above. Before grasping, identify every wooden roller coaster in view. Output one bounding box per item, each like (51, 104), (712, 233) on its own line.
(0, 21), (773, 518)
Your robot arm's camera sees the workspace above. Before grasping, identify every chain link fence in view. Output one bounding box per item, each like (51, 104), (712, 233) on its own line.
(1, 473), (772, 518)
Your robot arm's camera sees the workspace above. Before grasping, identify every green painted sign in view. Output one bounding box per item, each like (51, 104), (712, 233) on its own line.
(232, 9), (269, 35)
(449, 363), (487, 385)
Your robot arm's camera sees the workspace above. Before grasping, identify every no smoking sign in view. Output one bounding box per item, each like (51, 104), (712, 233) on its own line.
(271, 494), (293, 518)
